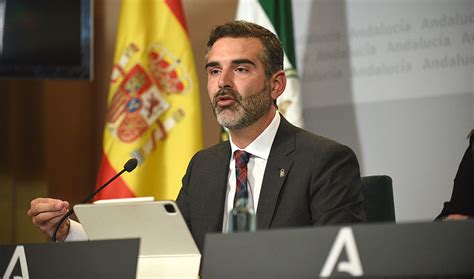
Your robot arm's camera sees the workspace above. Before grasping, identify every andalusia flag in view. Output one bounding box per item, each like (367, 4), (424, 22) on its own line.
(237, 0), (304, 127)
(95, 0), (202, 200)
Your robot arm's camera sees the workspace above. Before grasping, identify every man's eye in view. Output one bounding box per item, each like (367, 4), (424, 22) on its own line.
(208, 68), (221, 75)
(235, 67), (248, 73)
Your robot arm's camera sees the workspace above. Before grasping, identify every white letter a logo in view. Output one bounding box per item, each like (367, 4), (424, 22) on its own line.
(319, 227), (363, 277)
(3, 245), (29, 279)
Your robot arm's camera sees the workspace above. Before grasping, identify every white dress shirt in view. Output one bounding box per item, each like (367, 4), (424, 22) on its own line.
(65, 219), (87, 241)
(222, 112), (280, 232)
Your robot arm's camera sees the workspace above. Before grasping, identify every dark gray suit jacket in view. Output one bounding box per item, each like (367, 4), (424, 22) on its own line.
(176, 116), (366, 251)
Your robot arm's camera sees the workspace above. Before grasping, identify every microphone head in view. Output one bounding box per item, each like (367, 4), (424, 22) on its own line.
(124, 158), (138, 172)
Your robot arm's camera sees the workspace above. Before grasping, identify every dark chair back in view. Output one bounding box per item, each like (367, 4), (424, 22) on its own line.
(361, 175), (396, 222)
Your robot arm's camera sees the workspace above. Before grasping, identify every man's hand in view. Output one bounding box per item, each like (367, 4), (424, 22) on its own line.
(444, 214), (469, 221)
(27, 198), (71, 241)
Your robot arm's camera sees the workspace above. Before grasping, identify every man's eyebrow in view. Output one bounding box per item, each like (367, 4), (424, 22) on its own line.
(205, 61), (219, 69)
(205, 59), (257, 70)
(231, 59), (256, 67)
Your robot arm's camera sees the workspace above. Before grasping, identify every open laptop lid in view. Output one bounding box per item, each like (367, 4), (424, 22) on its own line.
(74, 199), (199, 257)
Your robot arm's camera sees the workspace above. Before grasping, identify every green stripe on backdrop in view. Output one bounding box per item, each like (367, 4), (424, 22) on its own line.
(258, 0), (297, 69)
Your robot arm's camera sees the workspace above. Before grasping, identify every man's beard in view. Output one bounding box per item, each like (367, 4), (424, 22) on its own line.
(211, 83), (272, 130)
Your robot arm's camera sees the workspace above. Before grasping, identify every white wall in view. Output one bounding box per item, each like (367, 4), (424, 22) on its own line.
(293, 0), (474, 222)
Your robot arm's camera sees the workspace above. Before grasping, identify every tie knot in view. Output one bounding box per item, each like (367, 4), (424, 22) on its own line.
(234, 150), (251, 168)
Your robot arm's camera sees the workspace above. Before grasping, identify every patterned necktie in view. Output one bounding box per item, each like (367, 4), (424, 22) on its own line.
(233, 150), (251, 208)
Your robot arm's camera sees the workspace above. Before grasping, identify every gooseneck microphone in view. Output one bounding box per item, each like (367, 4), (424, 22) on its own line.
(51, 158), (138, 242)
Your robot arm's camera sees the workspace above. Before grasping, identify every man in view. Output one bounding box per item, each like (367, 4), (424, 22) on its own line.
(28, 21), (365, 251)
(436, 130), (473, 221)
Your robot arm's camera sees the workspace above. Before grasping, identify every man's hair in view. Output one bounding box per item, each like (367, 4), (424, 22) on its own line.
(207, 20), (284, 78)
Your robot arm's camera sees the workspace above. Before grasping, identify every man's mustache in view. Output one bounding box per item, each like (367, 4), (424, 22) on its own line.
(212, 88), (242, 107)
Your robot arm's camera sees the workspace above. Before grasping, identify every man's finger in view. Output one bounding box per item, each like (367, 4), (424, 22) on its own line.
(32, 209), (67, 225)
(29, 200), (67, 217)
(40, 215), (65, 233)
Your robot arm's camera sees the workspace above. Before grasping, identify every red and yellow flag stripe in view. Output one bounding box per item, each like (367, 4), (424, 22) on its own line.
(95, 0), (202, 201)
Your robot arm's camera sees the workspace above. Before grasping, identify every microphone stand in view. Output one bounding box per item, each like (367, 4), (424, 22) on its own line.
(51, 159), (137, 242)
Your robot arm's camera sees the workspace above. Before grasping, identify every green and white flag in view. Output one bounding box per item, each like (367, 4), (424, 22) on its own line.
(237, 0), (304, 128)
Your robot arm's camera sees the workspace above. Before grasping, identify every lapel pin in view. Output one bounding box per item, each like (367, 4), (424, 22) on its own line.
(279, 168), (286, 178)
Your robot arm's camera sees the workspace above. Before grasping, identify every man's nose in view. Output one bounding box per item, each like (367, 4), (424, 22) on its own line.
(218, 68), (233, 89)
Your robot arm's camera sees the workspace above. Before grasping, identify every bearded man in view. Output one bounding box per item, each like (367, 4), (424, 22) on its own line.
(28, 21), (365, 252)
(175, 21), (365, 251)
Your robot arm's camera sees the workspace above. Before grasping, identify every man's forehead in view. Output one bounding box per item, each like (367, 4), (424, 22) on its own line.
(214, 36), (261, 44)
(206, 37), (263, 63)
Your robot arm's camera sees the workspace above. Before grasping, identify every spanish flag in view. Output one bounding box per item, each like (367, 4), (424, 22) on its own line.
(95, 0), (202, 200)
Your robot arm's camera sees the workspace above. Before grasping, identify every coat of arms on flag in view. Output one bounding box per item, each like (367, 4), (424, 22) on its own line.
(105, 43), (193, 164)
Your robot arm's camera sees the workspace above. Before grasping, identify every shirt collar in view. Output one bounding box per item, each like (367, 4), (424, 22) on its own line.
(229, 112), (281, 160)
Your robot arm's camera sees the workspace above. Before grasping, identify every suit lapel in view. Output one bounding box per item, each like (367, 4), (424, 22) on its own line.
(257, 117), (295, 229)
(204, 142), (231, 232)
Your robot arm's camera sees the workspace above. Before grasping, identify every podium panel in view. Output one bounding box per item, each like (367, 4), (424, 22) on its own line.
(202, 221), (474, 278)
(0, 239), (139, 279)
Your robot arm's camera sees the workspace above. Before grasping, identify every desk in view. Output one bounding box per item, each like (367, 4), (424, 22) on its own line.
(202, 221), (474, 278)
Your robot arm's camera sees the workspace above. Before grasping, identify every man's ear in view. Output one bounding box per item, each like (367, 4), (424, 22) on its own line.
(270, 70), (287, 100)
